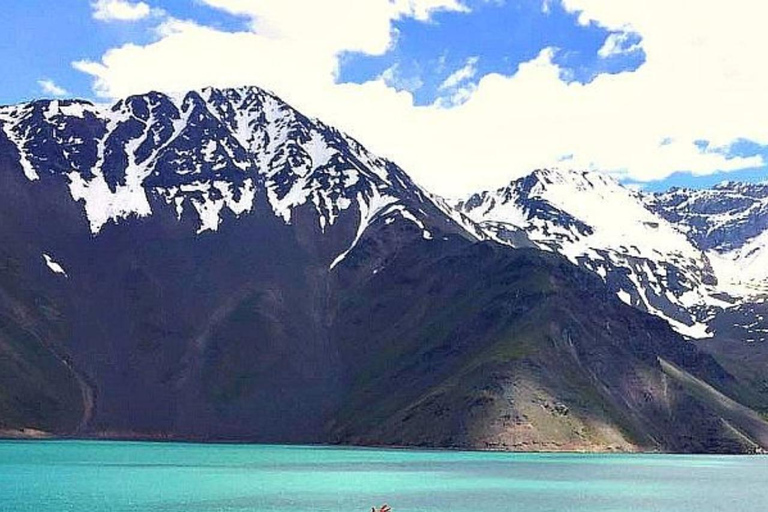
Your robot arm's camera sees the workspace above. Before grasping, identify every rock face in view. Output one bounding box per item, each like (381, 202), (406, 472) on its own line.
(0, 87), (766, 453)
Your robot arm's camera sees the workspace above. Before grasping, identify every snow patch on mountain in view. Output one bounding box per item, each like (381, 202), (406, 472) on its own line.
(708, 229), (768, 298)
(330, 190), (399, 270)
(43, 253), (68, 277)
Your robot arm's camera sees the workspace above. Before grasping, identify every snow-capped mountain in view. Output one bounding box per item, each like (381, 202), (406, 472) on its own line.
(456, 168), (737, 339)
(1, 86), (763, 344)
(0, 86), (472, 267)
(1, 87), (767, 453)
(0, 85), (488, 444)
(647, 182), (768, 299)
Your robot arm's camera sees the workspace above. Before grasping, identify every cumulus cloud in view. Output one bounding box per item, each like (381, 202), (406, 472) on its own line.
(38, 79), (69, 97)
(73, 0), (467, 99)
(195, 0), (466, 55)
(73, 19), (338, 101)
(74, 0), (768, 196)
(91, 0), (153, 22)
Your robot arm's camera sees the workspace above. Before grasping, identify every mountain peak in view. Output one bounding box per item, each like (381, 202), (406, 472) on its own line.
(0, 86), (473, 274)
(525, 167), (621, 190)
(456, 166), (724, 339)
(0, 85), (476, 271)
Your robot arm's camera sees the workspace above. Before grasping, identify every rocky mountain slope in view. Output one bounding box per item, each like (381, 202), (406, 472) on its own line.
(647, 182), (768, 411)
(457, 168), (768, 416)
(0, 87), (766, 452)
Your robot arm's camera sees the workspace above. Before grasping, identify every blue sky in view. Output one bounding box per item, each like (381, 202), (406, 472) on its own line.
(1, 0), (766, 195)
(640, 140), (768, 192)
(0, 1), (246, 104)
(340, 0), (645, 105)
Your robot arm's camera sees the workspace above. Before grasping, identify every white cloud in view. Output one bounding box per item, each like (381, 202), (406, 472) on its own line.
(380, 64), (424, 92)
(437, 84), (477, 108)
(38, 79), (69, 97)
(73, 0), (467, 99)
(438, 57), (479, 90)
(91, 0), (153, 22)
(196, 0), (466, 55)
(74, 0), (768, 196)
(73, 20), (338, 101)
(597, 31), (641, 58)
(435, 57), (479, 107)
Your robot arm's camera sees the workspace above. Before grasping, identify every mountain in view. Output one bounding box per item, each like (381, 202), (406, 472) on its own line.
(647, 181), (768, 301)
(0, 87), (766, 453)
(646, 182), (768, 413)
(456, 168), (768, 415)
(456, 169), (728, 338)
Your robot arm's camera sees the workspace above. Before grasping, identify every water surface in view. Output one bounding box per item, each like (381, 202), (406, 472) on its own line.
(0, 441), (765, 511)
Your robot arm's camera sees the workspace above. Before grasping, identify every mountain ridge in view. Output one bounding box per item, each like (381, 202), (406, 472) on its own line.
(0, 87), (476, 250)
(0, 86), (767, 453)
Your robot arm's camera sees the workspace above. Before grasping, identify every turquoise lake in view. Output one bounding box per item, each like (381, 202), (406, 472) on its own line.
(0, 441), (766, 512)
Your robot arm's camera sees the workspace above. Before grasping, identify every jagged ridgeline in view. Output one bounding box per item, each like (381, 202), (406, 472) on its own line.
(0, 86), (766, 453)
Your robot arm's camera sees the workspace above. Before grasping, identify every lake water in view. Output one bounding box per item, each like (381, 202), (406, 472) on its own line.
(0, 441), (766, 512)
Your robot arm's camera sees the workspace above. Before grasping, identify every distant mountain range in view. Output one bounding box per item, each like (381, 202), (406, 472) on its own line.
(0, 86), (766, 453)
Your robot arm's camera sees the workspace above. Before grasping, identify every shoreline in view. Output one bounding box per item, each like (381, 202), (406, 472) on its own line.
(1, 431), (764, 456)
